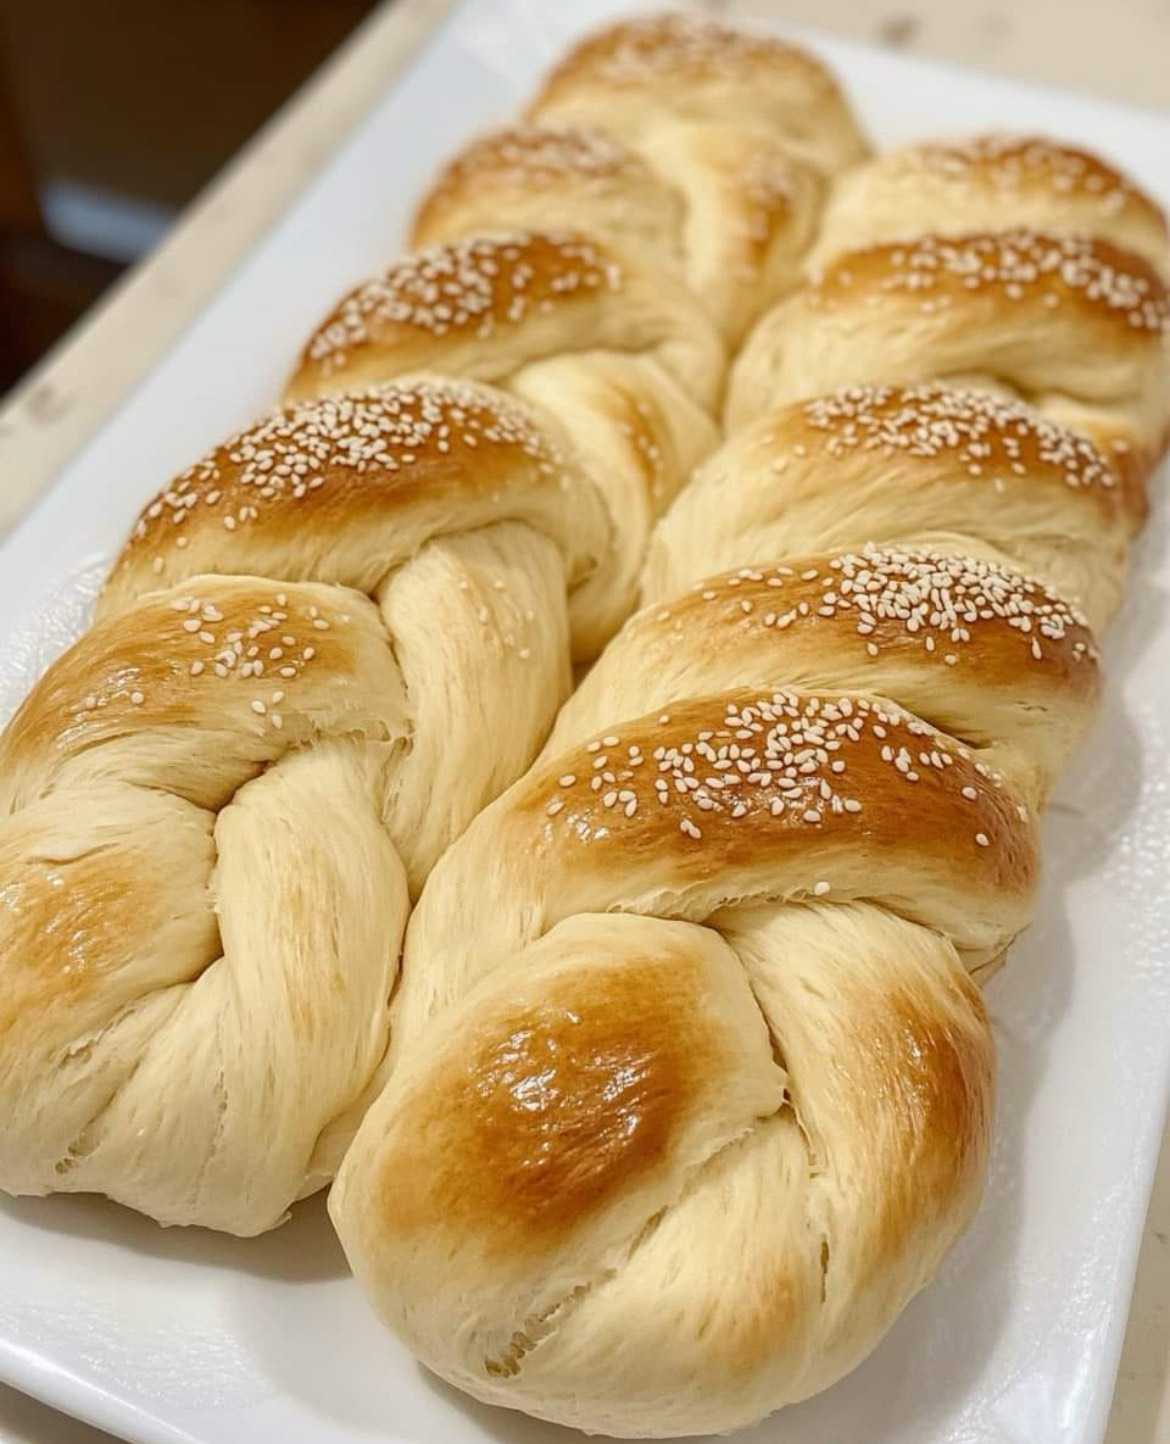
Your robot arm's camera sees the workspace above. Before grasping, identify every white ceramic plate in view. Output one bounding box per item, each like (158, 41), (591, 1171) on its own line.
(0, 3), (1167, 1442)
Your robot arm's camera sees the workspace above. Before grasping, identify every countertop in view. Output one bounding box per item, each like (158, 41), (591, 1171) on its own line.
(0, 0), (1166, 1441)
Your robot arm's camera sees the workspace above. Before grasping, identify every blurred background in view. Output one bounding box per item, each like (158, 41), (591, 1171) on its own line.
(0, 0), (381, 395)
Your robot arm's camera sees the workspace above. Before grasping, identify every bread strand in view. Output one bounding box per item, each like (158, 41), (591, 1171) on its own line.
(0, 14), (862, 1234)
(329, 29), (1170, 1440)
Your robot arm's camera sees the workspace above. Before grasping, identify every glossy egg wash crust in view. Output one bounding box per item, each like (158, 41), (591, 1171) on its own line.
(1, 8), (1168, 1440)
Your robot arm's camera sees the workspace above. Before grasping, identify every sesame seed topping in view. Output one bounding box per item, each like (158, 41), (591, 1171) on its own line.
(817, 230), (1168, 333)
(799, 382), (1116, 492)
(555, 13), (832, 91)
(678, 540), (1095, 664)
(117, 380), (566, 582)
(538, 690), (1023, 853)
(426, 123), (640, 201)
(908, 135), (1152, 220)
(302, 232), (624, 378)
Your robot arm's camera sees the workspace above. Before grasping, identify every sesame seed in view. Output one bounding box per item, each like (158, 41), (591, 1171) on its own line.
(818, 229), (1168, 334)
(302, 232), (625, 377)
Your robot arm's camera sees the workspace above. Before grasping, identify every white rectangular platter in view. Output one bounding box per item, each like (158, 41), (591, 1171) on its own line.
(0, 3), (1167, 1442)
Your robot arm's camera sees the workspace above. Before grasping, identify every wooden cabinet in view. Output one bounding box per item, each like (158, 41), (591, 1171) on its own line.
(0, 0), (378, 389)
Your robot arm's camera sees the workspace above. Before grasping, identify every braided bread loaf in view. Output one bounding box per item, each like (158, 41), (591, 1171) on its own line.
(327, 34), (1170, 1442)
(0, 15), (858, 1235)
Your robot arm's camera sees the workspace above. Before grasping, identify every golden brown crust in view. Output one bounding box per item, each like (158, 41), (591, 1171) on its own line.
(722, 374), (1145, 545)
(284, 229), (726, 441)
(772, 383), (1129, 520)
(517, 689), (1036, 902)
(909, 136), (1167, 232)
(376, 951), (713, 1258)
(812, 229), (1169, 339)
(98, 381), (586, 617)
(411, 125), (662, 250)
(532, 13), (846, 118)
(287, 232), (625, 397)
(644, 549), (1099, 700)
(408, 117), (827, 349)
(808, 380), (1143, 532)
(0, 577), (388, 808)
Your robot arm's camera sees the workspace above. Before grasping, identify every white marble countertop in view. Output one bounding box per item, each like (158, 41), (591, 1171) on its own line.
(0, 1), (1166, 1441)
